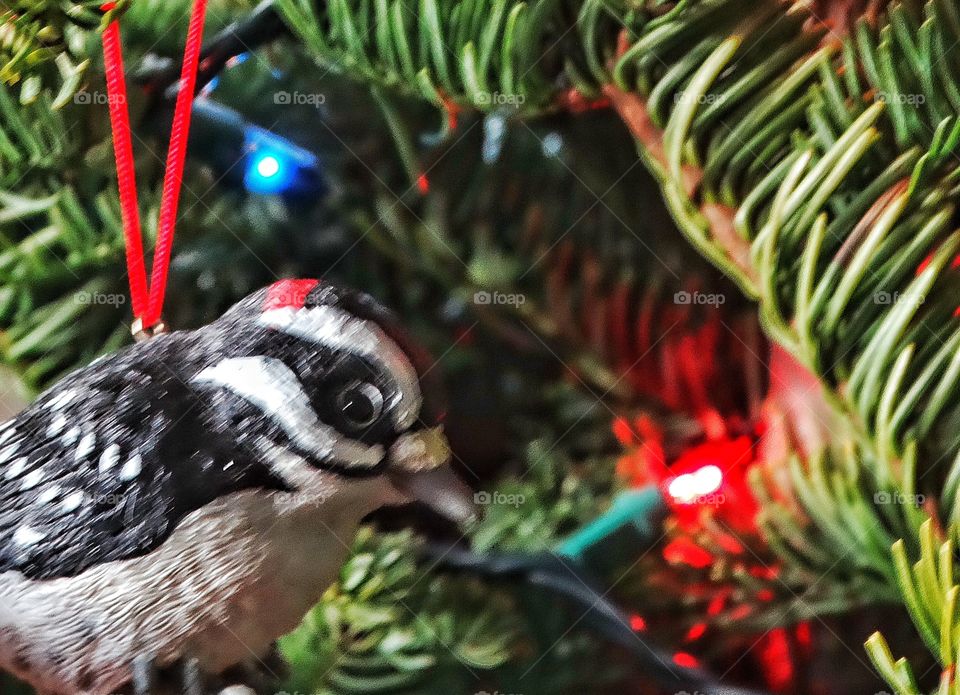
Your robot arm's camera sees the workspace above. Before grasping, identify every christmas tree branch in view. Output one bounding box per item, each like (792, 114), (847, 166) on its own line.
(599, 3), (960, 681)
(604, 0), (960, 476)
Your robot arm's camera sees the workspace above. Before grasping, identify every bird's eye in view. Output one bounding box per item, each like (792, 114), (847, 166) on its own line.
(336, 381), (384, 430)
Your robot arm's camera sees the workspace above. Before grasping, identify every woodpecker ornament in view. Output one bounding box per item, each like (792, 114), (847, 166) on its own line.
(0, 279), (474, 695)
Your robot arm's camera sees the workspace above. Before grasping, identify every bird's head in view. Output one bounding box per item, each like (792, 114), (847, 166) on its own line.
(202, 279), (475, 524)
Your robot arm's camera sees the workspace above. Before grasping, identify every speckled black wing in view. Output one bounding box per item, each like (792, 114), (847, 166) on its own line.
(0, 340), (285, 580)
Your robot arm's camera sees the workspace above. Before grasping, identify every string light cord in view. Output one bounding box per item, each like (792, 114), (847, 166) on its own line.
(139, 0), (286, 98)
(421, 541), (771, 695)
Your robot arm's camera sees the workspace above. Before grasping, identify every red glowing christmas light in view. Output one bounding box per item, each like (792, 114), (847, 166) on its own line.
(416, 173), (430, 194)
(662, 537), (713, 569)
(666, 464), (723, 503)
(612, 416), (635, 447)
(706, 591), (729, 617)
(672, 652), (700, 669)
(661, 434), (760, 533)
(760, 628), (794, 691)
(684, 622), (707, 642)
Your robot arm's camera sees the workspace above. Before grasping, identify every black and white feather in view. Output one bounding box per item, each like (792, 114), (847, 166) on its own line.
(0, 279), (464, 695)
(0, 279), (434, 581)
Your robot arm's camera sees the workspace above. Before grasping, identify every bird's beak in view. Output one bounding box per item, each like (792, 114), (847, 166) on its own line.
(387, 427), (477, 526)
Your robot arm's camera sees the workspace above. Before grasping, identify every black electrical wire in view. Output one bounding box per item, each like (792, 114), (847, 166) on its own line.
(138, 0), (286, 97)
(421, 542), (773, 695)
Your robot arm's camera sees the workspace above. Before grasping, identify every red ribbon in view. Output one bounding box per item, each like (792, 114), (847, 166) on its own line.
(101, 0), (208, 330)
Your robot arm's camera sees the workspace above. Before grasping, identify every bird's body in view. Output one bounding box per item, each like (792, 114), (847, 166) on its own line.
(0, 477), (399, 694)
(0, 279), (470, 694)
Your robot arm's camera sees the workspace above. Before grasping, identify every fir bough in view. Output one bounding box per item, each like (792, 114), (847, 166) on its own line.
(9, 0), (960, 693)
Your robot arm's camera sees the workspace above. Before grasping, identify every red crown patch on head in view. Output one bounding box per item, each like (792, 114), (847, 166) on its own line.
(262, 279), (320, 311)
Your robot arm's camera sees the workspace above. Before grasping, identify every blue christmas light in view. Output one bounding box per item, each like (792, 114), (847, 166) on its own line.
(255, 155), (281, 179)
(244, 145), (294, 194)
(243, 125), (320, 195)
(189, 99), (324, 196)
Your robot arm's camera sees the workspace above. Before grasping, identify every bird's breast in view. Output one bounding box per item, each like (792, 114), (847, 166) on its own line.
(0, 477), (396, 694)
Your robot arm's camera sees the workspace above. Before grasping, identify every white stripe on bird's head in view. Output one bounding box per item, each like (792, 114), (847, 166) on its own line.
(192, 356), (385, 471)
(258, 305), (422, 431)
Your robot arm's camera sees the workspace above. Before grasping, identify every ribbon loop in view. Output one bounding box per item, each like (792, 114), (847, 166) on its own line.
(101, 0), (208, 332)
